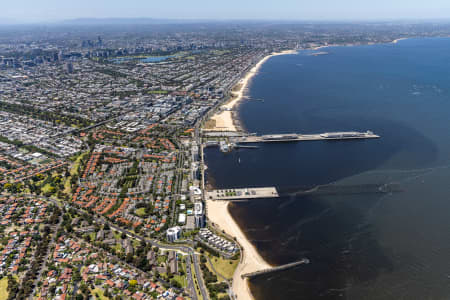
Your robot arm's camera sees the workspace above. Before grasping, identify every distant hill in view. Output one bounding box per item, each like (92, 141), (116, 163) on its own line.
(60, 18), (216, 25)
(0, 18), (22, 25)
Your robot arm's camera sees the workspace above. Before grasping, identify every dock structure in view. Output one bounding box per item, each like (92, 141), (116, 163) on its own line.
(233, 144), (258, 149)
(241, 258), (310, 279)
(207, 187), (279, 201)
(234, 131), (380, 143)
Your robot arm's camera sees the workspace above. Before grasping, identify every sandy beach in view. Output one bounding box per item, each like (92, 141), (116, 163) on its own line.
(392, 38), (407, 44)
(206, 199), (272, 300)
(204, 50), (297, 132)
(312, 45), (331, 50)
(203, 49), (297, 300)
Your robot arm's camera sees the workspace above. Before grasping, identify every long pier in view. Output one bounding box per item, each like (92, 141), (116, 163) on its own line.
(242, 258), (310, 278)
(235, 131), (380, 143)
(207, 187), (279, 200)
(234, 145), (259, 149)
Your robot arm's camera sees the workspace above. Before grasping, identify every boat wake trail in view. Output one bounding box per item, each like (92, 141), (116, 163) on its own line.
(280, 161), (450, 199)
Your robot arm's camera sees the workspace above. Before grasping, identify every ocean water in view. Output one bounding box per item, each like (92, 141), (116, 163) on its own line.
(204, 38), (450, 300)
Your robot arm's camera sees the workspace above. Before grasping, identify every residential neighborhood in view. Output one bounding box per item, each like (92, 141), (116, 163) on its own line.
(0, 17), (441, 300)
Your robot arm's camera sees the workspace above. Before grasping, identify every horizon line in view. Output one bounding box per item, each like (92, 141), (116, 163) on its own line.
(3, 16), (450, 26)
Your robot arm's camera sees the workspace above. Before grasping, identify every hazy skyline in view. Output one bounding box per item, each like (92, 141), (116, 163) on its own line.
(3, 0), (450, 23)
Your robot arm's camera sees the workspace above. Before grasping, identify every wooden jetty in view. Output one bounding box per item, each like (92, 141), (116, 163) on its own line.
(241, 258), (310, 279)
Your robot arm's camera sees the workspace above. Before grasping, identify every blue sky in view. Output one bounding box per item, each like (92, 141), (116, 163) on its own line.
(3, 0), (450, 23)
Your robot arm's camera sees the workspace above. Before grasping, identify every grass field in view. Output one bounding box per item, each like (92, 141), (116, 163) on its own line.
(208, 255), (239, 280)
(135, 207), (146, 217)
(91, 287), (109, 300)
(0, 277), (8, 300)
(64, 151), (89, 196)
(42, 183), (55, 194)
(70, 151), (89, 176)
(169, 259), (188, 288)
(172, 274), (187, 288)
(157, 255), (166, 264)
(112, 230), (122, 240)
(63, 177), (71, 194)
(147, 90), (168, 94)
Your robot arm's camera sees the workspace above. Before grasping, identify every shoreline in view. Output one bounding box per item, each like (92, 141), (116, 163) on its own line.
(392, 37), (408, 44)
(204, 49), (297, 132)
(203, 40), (405, 300)
(203, 50), (297, 300)
(206, 199), (272, 300)
(203, 41), (405, 300)
(203, 37), (423, 300)
(203, 36), (450, 300)
(312, 37), (410, 51)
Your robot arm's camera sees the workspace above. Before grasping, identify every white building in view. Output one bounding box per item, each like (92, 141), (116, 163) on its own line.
(178, 213), (186, 224)
(194, 202), (205, 228)
(189, 186), (202, 195)
(167, 226), (182, 242)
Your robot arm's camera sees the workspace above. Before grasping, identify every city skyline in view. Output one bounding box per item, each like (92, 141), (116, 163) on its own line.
(3, 0), (450, 24)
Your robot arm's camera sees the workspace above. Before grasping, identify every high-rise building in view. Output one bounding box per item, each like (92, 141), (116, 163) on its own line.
(167, 226), (182, 242)
(194, 202), (205, 228)
(65, 62), (73, 74)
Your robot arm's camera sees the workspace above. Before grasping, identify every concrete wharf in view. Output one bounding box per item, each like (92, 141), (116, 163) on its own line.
(235, 131), (380, 143)
(207, 187), (279, 200)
